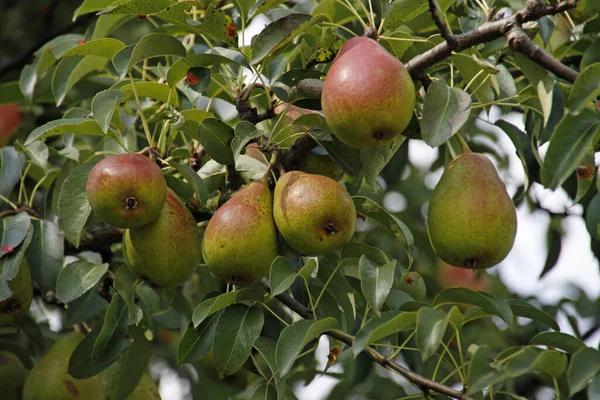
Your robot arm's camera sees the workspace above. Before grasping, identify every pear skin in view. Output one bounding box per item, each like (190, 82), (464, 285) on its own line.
(273, 171), (356, 256)
(427, 153), (517, 269)
(124, 189), (201, 287)
(202, 181), (278, 285)
(23, 332), (105, 400)
(0, 351), (28, 400)
(296, 152), (344, 181)
(0, 258), (33, 326)
(321, 37), (415, 149)
(126, 373), (161, 400)
(86, 154), (167, 229)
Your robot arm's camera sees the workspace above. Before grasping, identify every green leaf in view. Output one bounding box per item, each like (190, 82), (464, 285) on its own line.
(179, 109), (214, 139)
(99, 0), (172, 15)
(91, 89), (124, 134)
(167, 48), (249, 87)
(198, 118), (235, 165)
(25, 118), (107, 146)
(541, 109), (600, 190)
(69, 330), (132, 379)
(114, 265), (141, 322)
(117, 81), (179, 107)
(66, 289), (108, 325)
(251, 14), (324, 64)
(181, 4), (237, 46)
(384, 0), (452, 31)
(434, 287), (513, 327)
(75, 0), (121, 17)
(57, 162), (96, 248)
(298, 258), (317, 281)
(416, 307), (449, 360)
(352, 196), (414, 256)
(269, 257), (297, 297)
(359, 256), (396, 314)
(92, 293), (128, 361)
(56, 260), (109, 303)
(394, 271), (427, 301)
(192, 288), (264, 327)
(421, 80), (471, 147)
(513, 53), (554, 126)
(276, 317), (337, 377)
(51, 38), (126, 59)
(19, 141), (49, 171)
(495, 120), (532, 195)
(342, 242), (389, 266)
(574, 151), (595, 204)
(0, 211), (31, 259)
(232, 121), (262, 163)
(532, 349), (568, 378)
(52, 55), (107, 106)
(128, 33), (186, 69)
(352, 311), (417, 357)
(308, 129), (361, 176)
(178, 314), (220, 364)
(451, 53), (495, 105)
(25, 219), (64, 292)
(360, 135), (406, 188)
(170, 162), (210, 206)
(468, 346), (506, 394)
(530, 332), (585, 354)
(569, 347), (600, 396)
(104, 327), (152, 400)
(0, 226), (33, 291)
(505, 299), (559, 330)
(213, 304), (264, 378)
(0, 147), (25, 198)
(569, 63), (600, 115)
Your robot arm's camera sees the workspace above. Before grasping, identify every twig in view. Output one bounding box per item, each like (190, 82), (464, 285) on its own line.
(506, 26), (579, 83)
(278, 135), (318, 172)
(428, 0), (457, 48)
(259, 278), (472, 400)
(406, 0), (579, 80)
(0, 206), (38, 219)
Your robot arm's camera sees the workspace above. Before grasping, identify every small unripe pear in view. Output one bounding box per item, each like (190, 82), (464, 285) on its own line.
(0, 258), (33, 326)
(0, 350), (28, 400)
(321, 37), (415, 149)
(202, 181), (278, 285)
(296, 152), (344, 181)
(23, 332), (105, 400)
(86, 154), (167, 229)
(427, 153), (517, 269)
(124, 189), (201, 287)
(273, 171), (356, 255)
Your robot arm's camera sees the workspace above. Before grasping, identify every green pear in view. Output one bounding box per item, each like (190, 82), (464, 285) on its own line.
(126, 373), (161, 400)
(202, 181), (278, 285)
(427, 152), (517, 269)
(124, 189), (201, 287)
(0, 258), (33, 326)
(0, 350), (28, 400)
(86, 153), (167, 229)
(23, 332), (105, 400)
(321, 37), (415, 149)
(296, 152), (344, 181)
(273, 171), (356, 256)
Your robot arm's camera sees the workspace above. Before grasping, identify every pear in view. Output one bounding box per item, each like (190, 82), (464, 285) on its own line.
(86, 153), (167, 229)
(296, 152), (344, 181)
(321, 37), (415, 149)
(273, 171), (356, 256)
(124, 189), (201, 287)
(427, 152), (517, 269)
(202, 181), (278, 285)
(23, 332), (105, 400)
(126, 373), (161, 400)
(0, 351), (28, 400)
(0, 258), (33, 326)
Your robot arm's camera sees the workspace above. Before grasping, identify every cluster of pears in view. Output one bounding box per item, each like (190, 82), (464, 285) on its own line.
(86, 154), (201, 287)
(321, 37), (415, 149)
(202, 170), (356, 285)
(427, 151), (517, 270)
(0, 257), (33, 326)
(22, 331), (161, 400)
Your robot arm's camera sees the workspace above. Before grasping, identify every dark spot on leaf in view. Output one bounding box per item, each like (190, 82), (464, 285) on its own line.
(405, 273), (415, 285)
(0, 299), (21, 314)
(226, 23), (237, 38)
(576, 163), (594, 179)
(63, 380), (79, 397)
(138, 14), (147, 19)
(1, 244), (15, 254)
(125, 197), (138, 210)
(76, 40), (87, 44)
(185, 70), (201, 85)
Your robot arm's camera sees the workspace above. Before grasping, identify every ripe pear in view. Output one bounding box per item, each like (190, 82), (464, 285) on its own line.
(0, 104), (22, 147)
(124, 189), (201, 287)
(296, 152), (344, 181)
(23, 332), (105, 400)
(427, 152), (517, 269)
(0, 351), (28, 400)
(126, 373), (161, 400)
(321, 37), (415, 149)
(0, 258), (33, 326)
(86, 153), (167, 229)
(273, 171), (356, 255)
(202, 181), (278, 285)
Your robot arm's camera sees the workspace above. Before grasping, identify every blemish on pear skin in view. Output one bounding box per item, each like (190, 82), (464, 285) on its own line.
(63, 380), (79, 397)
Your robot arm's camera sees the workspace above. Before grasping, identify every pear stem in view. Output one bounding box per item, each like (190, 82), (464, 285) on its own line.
(455, 132), (471, 153)
(261, 149), (280, 184)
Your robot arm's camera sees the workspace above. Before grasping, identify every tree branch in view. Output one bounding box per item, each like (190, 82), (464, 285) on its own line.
(428, 0), (457, 48)
(407, 0), (579, 81)
(506, 26), (579, 83)
(260, 278), (472, 400)
(278, 134), (318, 172)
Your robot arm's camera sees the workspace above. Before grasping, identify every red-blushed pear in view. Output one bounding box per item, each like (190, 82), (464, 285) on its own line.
(202, 181), (278, 285)
(0, 258), (33, 326)
(273, 171), (356, 256)
(321, 37), (415, 149)
(427, 152), (517, 269)
(86, 154), (167, 229)
(0, 350), (28, 400)
(23, 332), (105, 400)
(124, 189), (202, 287)
(0, 104), (22, 147)
(437, 260), (491, 292)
